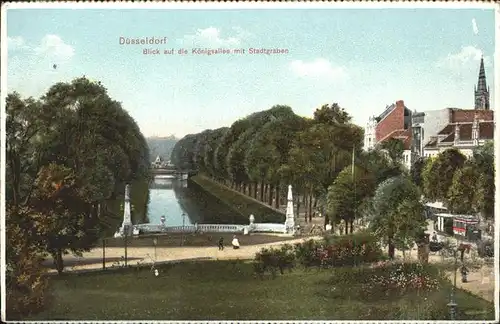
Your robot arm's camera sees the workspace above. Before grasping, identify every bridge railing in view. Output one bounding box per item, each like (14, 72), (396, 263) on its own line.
(132, 222), (286, 234)
(134, 223), (246, 234)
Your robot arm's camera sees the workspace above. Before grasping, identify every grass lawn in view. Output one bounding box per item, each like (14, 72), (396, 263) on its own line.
(191, 175), (285, 223)
(27, 260), (495, 321)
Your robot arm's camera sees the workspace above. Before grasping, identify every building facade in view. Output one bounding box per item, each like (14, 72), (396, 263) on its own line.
(410, 108), (451, 163)
(364, 116), (378, 150)
(423, 109), (494, 158)
(363, 100), (413, 168)
(420, 57), (492, 159)
(364, 57), (493, 168)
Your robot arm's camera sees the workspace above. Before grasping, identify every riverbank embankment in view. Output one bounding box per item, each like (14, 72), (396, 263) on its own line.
(190, 175), (285, 223)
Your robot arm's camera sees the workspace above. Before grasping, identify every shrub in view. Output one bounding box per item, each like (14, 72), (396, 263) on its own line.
(253, 244), (295, 278)
(293, 239), (323, 268)
(294, 231), (384, 269)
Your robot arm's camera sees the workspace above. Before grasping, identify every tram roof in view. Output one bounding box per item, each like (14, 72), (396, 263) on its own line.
(435, 213), (478, 220)
(425, 201), (447, 210)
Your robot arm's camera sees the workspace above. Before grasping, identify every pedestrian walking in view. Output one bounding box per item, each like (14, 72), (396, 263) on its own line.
(460, 265), (469, 283)
(218, 237), (224, 250)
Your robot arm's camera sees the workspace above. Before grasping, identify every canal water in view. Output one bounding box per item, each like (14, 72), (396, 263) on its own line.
(146, 176), (246, 226)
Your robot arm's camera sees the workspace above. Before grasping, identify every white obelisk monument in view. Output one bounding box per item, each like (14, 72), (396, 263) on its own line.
(284, 185), (295, 234)
(121, 184), (133, 236)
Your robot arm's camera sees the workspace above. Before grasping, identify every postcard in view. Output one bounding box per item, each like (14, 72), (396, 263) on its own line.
(1, 1), (498, 322)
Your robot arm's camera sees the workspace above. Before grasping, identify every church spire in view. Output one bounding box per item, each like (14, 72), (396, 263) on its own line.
(474, 56), (490, 110)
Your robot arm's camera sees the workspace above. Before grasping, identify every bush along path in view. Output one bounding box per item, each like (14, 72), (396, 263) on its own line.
(252, 232), (495, 303)
(54, 231), (494, 303)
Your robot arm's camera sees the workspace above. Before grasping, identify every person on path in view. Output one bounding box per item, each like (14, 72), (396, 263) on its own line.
(431, 232), (438, 242)
(218, 237), (224, 251)
(460, 265), (469, 283)
(231, 235), (240, 250)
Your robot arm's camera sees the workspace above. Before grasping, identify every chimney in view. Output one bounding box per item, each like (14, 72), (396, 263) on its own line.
(396, 100), (404, 107)
(472, 114), (479, 146)
(454, 123), (460, 145)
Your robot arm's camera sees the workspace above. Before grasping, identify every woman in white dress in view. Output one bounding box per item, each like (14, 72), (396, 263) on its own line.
(231, 235), (240, 249)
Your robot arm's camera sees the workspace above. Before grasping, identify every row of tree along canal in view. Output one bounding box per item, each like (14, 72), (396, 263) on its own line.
(170, 103), (401, 229)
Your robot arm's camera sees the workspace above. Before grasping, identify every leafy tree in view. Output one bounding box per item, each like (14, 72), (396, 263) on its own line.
(313, 102), (351, 125)
(447, 163), (479, 214)
(391, 199), (426, 255)
(5, 77), (151, 318)
(193, 130), (212, 172)
(171, 134), (199, 171)
(422, 148), (466, 203)
(203, 127), (228, 178)
(5, 92), (64, 206)
(378, 138), (405, 165)
(213, 119), (250, 183)
(410, 156), (427, 189)
(6, 77), (151, 273)
(30, 163), (104, 274)
(227, 128), (256, 191)
(6, 207), (49, 319)
(358, 148), (403, 185)
(246, 112), (308, 207)
(475, 173), (494, 220)
(287, 112), (361, 222)
(369, 175), (426, 259)
(245, 138), (279, 201)
(472, 141), (494, 220)
(326, 165), (375, 234)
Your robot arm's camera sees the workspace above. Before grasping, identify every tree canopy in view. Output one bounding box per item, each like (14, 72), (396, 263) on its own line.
(422, 148), (466, 203)
(5, 75), (152, 319)
(421, 145), (494, 219)
(368, 175), (426, 258)
(170, 102), (396, 227)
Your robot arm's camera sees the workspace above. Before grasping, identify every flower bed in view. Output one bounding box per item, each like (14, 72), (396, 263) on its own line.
(365, 261), (441, 298)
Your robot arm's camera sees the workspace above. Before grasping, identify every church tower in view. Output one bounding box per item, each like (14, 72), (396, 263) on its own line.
(474, 56), (490, 110)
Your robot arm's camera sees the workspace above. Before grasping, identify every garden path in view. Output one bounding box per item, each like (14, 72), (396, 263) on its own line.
(54, 233), (495, 303)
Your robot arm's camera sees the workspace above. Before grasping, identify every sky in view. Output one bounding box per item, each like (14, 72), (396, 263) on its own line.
(5, 6), (496, 138)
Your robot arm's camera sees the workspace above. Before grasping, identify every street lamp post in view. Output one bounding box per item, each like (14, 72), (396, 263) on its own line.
(153, 237), (158, 261)
(181, 213), (186, 246)
(102, 239), (106, 270)
(447, 249), (458, 320)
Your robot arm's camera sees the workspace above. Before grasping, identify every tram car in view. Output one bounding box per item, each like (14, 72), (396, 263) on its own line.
(434, 213), (482, 241)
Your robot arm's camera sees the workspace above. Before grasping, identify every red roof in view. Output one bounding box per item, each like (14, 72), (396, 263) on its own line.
(426, 120), (494, 146)
(378, 128), (412, 150)
(449, 109), (493, 123)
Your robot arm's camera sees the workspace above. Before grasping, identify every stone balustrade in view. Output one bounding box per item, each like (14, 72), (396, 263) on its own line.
(130, 222), (286, 235)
